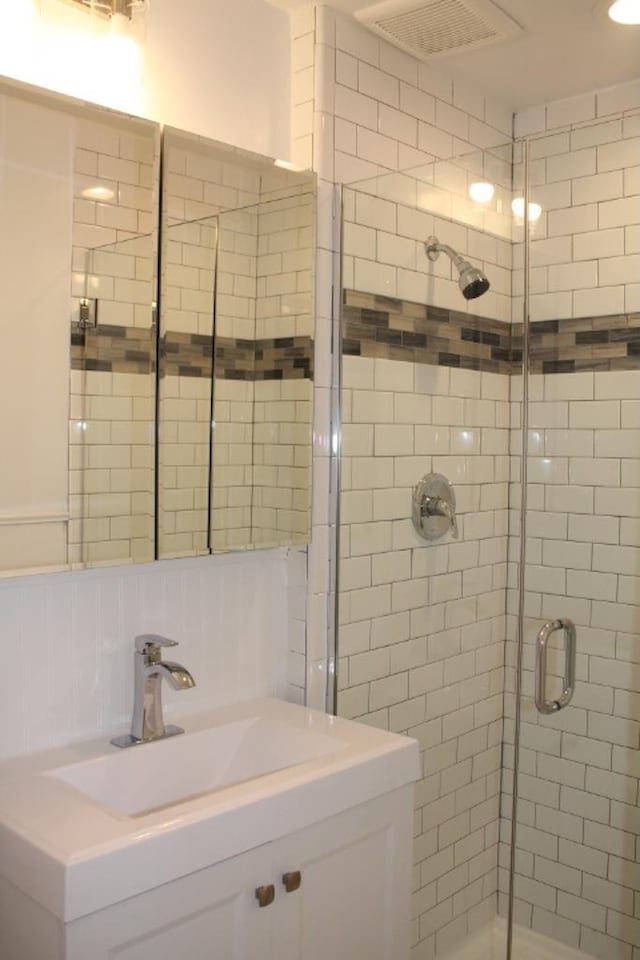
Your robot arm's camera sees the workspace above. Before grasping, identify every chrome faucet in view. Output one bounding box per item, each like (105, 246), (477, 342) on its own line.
(111, 634), (196, 749)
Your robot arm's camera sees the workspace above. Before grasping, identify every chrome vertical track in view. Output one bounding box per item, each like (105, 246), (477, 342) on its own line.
(506, 138), (531, 960)
(205, 215), (221, 554)
(153, 139), (164, 560)
(327, 184), (344, 717)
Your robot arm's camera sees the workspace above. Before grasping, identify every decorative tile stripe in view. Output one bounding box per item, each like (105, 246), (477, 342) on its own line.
(71, 322), (155, 375)
(344, 291), (640, 375)
(343, 290), (513, 374)
(515, 314), (640, 374)
(162, 331), (213, 379)
(168, 333), (314, 381)
(254, 336), (314, 381)
(72, 325), (313, 381)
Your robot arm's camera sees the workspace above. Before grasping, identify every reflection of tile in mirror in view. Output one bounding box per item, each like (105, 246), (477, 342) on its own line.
(157, 127), (316, 559)
(0, 78), (159, 574)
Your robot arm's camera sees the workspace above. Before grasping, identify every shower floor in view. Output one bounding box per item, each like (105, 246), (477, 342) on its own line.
(447, 918), (592, 960)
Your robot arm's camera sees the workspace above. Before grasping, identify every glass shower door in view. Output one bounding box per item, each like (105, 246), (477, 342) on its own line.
(507, 113), (640, 960)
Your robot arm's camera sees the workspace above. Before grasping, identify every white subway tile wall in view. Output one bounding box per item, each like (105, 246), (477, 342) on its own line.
(325, 11), (512, 182)
(341, 352), (508, 958)
(159, 141), (316, 557)
(501, 95), (640, 960)
(522, 106), (640, 321)
(213, 204), (257, 554)
(339, 174), (515, 954)
(160, 371), (212, 559)
(252, 378), (313, 548)
(291, 8), (515, 955)
(160, 139), (259, 558)
(251, 188), (315, 550)
(69, 366), (156, 566)
(290, 3), (515, 725)
(308, 25), (640, 956)
(69, 114), (159, 569)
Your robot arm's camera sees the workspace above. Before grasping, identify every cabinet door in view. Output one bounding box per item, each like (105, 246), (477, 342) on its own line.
(65, 844), (273, 960)
(272, 787), (414, 960)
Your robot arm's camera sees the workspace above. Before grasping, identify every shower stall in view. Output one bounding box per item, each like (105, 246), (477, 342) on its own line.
(335, 110), (640, 960)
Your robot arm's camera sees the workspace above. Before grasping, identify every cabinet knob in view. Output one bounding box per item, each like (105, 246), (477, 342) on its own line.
(282, 871), (302, 893)
(255, 884), (276, 908)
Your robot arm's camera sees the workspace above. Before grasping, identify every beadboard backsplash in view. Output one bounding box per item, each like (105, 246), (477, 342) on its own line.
(0, 550), (290, 761)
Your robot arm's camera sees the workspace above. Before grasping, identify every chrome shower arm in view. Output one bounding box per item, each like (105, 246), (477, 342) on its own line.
(424, 234), (490, 301)
(425, 239), (462, 265)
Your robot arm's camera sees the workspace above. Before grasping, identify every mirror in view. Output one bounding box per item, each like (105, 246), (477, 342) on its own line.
(158, 129), (315, 558)
(71, 232), (157, 567)
(0, 80), (315, 577)
(0, 77), (160, 576)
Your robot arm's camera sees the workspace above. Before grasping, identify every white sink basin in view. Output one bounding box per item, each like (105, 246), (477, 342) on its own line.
(0, 698), (419, 924)
(49, 715), (346, 817)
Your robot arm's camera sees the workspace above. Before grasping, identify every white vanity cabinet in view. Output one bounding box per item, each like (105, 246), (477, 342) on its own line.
(0, 700), (420, 960)
(63, 788), (413, 960)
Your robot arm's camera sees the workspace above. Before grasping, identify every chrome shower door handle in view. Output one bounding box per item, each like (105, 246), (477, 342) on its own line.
(535, 618), (576, 715)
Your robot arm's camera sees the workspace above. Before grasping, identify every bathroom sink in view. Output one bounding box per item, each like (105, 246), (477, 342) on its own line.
(0, 698), (419, 923)
(49, 714), (346, 816)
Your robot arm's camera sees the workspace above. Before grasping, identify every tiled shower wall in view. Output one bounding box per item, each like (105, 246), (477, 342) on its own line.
(289, 0), (514, 714)
(339, 180), (514, 956)
(290, 6), (518, 953)
(500, 87), (640, 960)
(323, 24), (640, 956)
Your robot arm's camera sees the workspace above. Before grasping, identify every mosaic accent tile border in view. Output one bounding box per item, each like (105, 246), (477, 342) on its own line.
(162, 331), (213, 379)
(165, 333), (314, 381)
(71, 323), (155, 375)
(344, 291), (640, 375)
(343, 290), (513, 374)
(516, 314), (640, 374)
(72, 325), (313, 381)
(254, 337), (314, 381)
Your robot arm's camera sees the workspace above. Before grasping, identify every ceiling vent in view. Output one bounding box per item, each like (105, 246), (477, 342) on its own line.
(354, 0), (523, 61)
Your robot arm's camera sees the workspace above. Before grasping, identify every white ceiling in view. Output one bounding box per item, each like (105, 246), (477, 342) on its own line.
(269, 0), (640, 111)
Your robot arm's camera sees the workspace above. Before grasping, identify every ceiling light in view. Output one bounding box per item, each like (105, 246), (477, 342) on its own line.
(68, 0), (144, 18)
(469, 181), (495, 203)
(512, 198), (542, 222)
(82, 186), (115, 201)
(608, 0), (640, 23)
(274, 159), (304, 172)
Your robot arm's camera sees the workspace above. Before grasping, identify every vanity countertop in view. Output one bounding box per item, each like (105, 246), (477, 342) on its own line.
(0, 698), (419, 923)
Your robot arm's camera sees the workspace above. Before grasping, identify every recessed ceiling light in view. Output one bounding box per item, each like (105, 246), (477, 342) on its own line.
(274, 159), (304, 172)
(512, 198), (542, 222)
(469, 181), (495, 203)
(608, 0), (640, 23)
(82, 186), (115, 202)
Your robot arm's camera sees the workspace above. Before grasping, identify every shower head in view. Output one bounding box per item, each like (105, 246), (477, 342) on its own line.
(425, 236), (490, 301)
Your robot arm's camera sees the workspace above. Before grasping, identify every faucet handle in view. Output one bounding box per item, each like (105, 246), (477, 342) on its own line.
(135, 634), (178, 656)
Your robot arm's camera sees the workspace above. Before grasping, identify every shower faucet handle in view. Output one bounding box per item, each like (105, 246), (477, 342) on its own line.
(412, 474), (459, 541)
(423, 495), (459, 539)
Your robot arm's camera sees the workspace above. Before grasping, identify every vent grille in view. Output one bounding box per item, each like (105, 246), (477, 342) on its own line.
(356, 0), (522, 61)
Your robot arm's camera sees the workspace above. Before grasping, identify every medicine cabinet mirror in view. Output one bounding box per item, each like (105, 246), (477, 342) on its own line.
(157, 129), (315, 560)
(0, 78), (315, 577)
